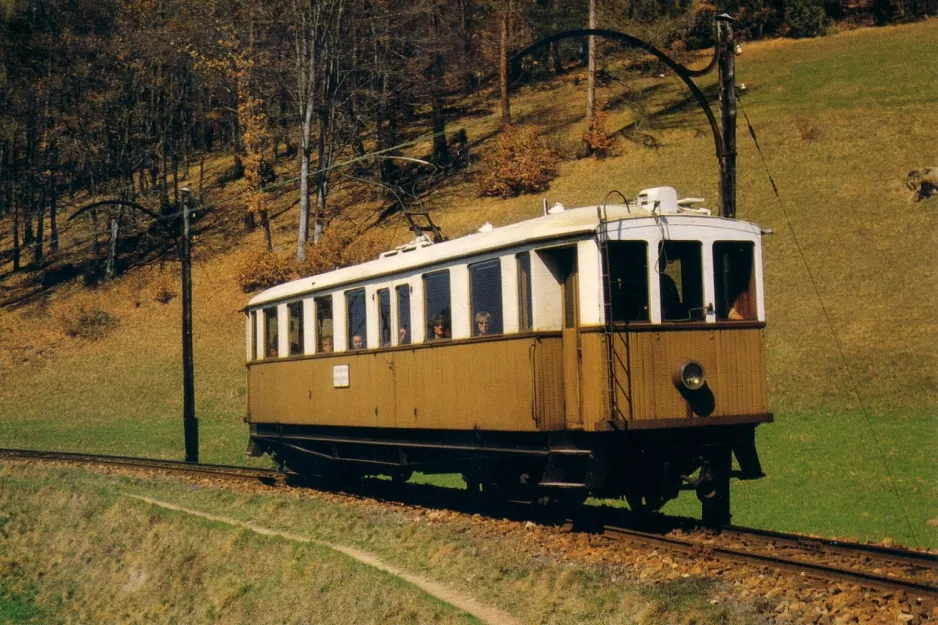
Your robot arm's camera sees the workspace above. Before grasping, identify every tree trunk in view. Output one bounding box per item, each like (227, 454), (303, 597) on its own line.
(458, 0), (475, 94)
(12, 180), (20, 272)
(105, 209), (121, 279)
(314, 108), (328, 245)
(587, 0), (597, 123)
(429, 10), (449, 165)
(499, 1), (511, 128)
(296, 110), (313, 261)
(49, 174), (58, 252)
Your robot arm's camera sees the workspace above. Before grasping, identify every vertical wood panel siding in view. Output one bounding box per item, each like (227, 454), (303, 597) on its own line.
(248, 328), (765, 433)
(579, 327), (767, 429)
(248, 336), (565, 431)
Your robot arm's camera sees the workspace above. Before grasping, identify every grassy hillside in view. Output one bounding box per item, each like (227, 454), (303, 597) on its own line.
(1, 21), (936, 546)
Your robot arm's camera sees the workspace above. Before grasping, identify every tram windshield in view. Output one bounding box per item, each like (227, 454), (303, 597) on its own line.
(605, 241), (650, 322)
(714, 241), (756, 320)
(658, 241), (704, 322)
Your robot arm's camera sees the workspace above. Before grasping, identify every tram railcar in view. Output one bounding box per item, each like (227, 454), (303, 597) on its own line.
(244, 186), (770, 524)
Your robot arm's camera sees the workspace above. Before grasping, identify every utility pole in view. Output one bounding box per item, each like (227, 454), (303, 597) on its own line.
(180, 187), (198, 463)
(716, 14), (737, 219)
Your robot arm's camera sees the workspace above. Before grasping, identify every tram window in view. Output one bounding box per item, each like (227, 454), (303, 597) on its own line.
(396, 285), (411, 345)
(424, 269), (451, 340)
(377, 288), (392, 347)
(714, 241), (756, 321)
(315, 295), (334, 353)
(288, 301), (304, 356)
(658, 241), (704, 322)
(469, 259), (502, 336)
(263, 306), (278, 358)
(346, 288), (367, 350)
(250, 311), (258, 361)
(604, 241), (649, 322)
(517, 252), (533, 331)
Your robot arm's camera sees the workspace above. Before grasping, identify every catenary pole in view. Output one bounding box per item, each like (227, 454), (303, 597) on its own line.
(180, 188), (199, 463)
(716, 14), (737, 219)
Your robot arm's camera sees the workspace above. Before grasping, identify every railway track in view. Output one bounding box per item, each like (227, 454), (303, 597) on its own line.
(3, 448), (936, 602)
(0, 448), (283, 484)
(600, 523), (938, 600)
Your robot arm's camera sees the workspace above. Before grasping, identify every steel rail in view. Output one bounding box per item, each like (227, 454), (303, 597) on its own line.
(0, 448), (282, 483)
(601, 524), (938, 599)
(724, 524), (938, 564)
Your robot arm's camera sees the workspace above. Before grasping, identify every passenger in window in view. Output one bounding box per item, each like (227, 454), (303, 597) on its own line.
(352, 334), (364, 350)
(430, 314), (451, 340)
(320, 336), (334, 352)
(399, 327), (408, 344)
(475, 311), (491, 336)
(660, 273), (684, 320)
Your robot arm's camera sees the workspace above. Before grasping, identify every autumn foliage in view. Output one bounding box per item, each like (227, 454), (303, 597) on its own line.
(478, 126), (558, 199)
(582, 109), (617, 158)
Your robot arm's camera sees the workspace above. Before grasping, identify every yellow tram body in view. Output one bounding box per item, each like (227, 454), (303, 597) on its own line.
(244, 188), (771, 523)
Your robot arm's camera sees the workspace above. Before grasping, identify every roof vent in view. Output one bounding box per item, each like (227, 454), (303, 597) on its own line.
(637, 186), (679, 214)
(478, 222), (494, 233)
(548, 202), (566, 215)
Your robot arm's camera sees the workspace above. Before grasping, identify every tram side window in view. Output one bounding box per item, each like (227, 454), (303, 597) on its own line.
(714, 241), (756, 321)
(346, 288), (367, 350)
(396, 285), (411, 345)
(424, 269), (451, 340)
(264, 306), (278, 358)
(250, 311), (258, 361)
(517, 252), (533, 331)
(377, 288), (392, 347)
(470, 259), (502, 336)
(604, 241), (649, 322)
(288, 301), (304, 356)
(658, 241), (704, 321)
(315, 296), (334, 353)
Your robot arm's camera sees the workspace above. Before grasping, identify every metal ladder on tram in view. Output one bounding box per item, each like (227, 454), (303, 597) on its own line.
(596, 203), (621, 426)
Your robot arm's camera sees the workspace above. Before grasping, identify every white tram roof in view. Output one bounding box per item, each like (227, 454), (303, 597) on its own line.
(248, 193), (761, 309)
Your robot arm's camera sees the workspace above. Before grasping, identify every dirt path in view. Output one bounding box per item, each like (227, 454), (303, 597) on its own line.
(130, 495), (520, 625)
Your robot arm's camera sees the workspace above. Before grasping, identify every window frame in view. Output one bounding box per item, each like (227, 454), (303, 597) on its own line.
(287, 301), (304, 356)
(377, 288), (392, 347)
(469, 258), (503, 337)
(345, 287), (367, 350)
(423, 269), (452, 341)
(657, 240), (705, 323)
(603, 240), (650, 324)
(516, 251), (533, 331)
(314, 295), (334, 353)
(713, 240), (757, 321)
(263, 306), (278, 358)
(396, 284), (411, 346)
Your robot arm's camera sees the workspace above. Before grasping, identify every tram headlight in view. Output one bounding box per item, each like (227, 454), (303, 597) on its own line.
(673, 360), (706, 391)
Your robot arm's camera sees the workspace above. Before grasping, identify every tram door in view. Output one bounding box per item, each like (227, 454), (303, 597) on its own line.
(554, 247), (582, 429)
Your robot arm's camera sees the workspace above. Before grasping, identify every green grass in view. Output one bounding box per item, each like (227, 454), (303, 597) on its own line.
(0, 463), (762, 625)
(0, 21), (936, 549)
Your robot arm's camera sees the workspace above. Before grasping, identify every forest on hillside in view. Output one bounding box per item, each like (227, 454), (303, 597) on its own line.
(1, 0), (934, 283)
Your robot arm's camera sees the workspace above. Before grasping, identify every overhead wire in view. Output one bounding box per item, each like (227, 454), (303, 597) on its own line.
(737, 94), (919, 544)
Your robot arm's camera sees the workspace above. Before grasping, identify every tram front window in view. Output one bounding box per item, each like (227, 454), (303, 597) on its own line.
(604, 241), (649, 322)
(714, 241), (756, 321)
(658, 241), (703, 322)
